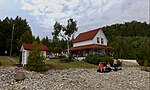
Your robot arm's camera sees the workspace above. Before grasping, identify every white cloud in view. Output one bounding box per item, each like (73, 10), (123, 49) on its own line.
(18, 0), (149, 38)
(0, 0), (4, 3)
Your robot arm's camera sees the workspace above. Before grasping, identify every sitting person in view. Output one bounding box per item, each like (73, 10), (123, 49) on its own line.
(97, 62), (104, 72)
(105, 62), (112, 72)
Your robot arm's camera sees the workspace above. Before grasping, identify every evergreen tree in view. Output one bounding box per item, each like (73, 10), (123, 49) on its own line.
(26, 41), (46, 72)
(0, 16), (32, 55)
(20, 30), (34, 44)
(35, 36), (41, 44)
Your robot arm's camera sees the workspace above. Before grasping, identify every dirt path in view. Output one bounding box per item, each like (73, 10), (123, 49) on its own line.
(5, 56), (18, 64)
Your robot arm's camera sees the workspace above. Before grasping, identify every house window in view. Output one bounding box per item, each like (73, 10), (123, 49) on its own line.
(97, 37), (99, 43)
(101, 38), (104, 44)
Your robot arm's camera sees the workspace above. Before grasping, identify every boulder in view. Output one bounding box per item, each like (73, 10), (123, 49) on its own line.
(15, 71), (25, 81)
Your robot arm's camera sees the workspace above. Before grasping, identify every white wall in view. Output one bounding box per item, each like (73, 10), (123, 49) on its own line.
(21, 48), (47, 66)
(93, 30), (108, 45)
(21, 49), (29, 66)
(73, 39), (93, 47)
(73, 30), (108, 47)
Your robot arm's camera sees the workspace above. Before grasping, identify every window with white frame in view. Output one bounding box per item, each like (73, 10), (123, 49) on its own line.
(101, 38), (104, 44)
(97, 37), (99, 43)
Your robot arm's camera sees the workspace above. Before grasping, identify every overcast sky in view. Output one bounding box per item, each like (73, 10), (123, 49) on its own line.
(0, 0), (149, 39)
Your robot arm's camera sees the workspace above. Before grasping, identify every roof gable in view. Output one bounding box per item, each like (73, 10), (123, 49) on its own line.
(73, 28), (100, 43)
(22, 44), (49, 51)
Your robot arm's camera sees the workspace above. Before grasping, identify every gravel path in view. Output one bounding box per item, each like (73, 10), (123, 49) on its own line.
(0, 66), (149, 90)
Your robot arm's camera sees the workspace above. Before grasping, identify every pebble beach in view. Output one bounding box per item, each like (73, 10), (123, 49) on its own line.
(0, 66), (149, 90)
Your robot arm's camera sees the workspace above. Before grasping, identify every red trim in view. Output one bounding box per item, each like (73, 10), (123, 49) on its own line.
(69, 44), (114, 51)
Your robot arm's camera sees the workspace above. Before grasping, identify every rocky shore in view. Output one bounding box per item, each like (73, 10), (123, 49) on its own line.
(0, 66), (149, 90)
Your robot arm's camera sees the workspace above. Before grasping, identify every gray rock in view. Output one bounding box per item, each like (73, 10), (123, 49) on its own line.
(15, 71), (25, 81)
(0, 66), (150, 90)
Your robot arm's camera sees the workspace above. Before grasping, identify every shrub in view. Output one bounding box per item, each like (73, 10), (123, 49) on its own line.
(136, 42), (150, 66)
(85, 54), (114, 66)
(59, 54), (76, 62)
(144, 60), (149, 69)
(59, 55), (67, 58)
(68, 54), (75, 62)
(26, 42), (47, 72)
(117, 60), (122, 67)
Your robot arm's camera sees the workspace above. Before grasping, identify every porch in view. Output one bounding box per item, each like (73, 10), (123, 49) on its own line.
(62, 44), (114, 60)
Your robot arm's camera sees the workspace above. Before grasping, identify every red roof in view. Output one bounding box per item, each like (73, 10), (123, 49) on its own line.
(22, 44), (49, 51)
(69, 44), (113, 51)
(73, 28), (100, 43)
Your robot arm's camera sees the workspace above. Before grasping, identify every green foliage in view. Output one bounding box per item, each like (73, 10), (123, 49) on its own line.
(41, 36), (50, 47)
(136, 40), (150, 66)
(0, 61), (1, 66)
(68, 54), (75, 62)
(59, 54), (75, 62)
(117, 60), (122, 67)
(53, 47), (62, 53)
(26, 41), (46, 72)
(59, 55), (67, 58)
(47, 38), (67, 53)
(44, 59), (97, 70)
(102, 21), (149, 66)
(52, 18), (78, 39)
(20, 30), (34, 44)
(52, 18), (78, 56)
(110, 36), (135, 59)
(35, 36), (41, 44)
(110, 36), (149, 66)
(59, 55), (68, 62)
(0, 16), (32, 55)
(103, 21), (150, 41)
(85, 54), (114, 66)
(143, 60), (149, 69)
(0, 56), (14, 66)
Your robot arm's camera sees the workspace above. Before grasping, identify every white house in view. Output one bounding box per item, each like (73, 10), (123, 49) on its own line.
(20, 44), (49, 66)
(66, 28), (113, 60)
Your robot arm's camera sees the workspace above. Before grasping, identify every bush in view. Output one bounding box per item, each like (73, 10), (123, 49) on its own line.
(26, 42), (47, 72)
(59, 54), (75, 62)
(27, 55), (46, 72)
(85, 54), (114, 66)
(59, 55), (67, 58)
(117, 60), (122, 67)
(136, 42), (150, 66)
(68, 54), (75, 62)
(0, 62), (1, 66)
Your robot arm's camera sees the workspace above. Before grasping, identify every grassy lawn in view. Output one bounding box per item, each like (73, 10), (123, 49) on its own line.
(44, 59), (97, 70)
(0, 56), (14, 66)
(0, 56), (19, 66)
(0, 56), (97, 69)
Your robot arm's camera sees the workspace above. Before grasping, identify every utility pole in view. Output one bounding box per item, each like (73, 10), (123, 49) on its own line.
(10, 24), (14, 56)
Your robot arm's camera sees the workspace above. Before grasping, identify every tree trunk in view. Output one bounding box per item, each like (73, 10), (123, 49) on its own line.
(67, 41), (69, 56)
